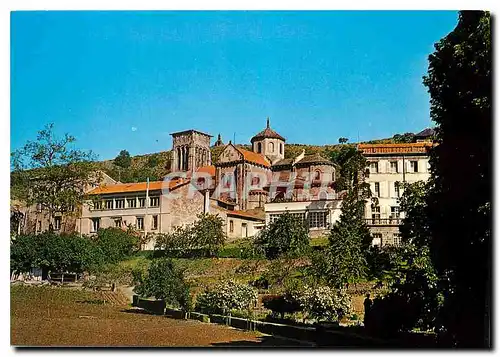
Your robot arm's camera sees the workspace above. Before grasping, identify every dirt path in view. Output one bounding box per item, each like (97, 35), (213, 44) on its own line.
(11, 285), (307, 347)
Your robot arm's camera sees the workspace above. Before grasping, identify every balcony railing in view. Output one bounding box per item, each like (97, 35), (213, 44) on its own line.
(365, 218), (402, 226)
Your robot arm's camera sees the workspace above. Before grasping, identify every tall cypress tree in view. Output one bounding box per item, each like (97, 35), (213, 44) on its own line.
(423, 11), (491, 347)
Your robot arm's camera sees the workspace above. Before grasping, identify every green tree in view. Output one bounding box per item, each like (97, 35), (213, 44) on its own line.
(257, 212), (309, 259)
(338, 137), (349, 144)
(364, 181), (443, 336)
(146, 154), (160, 168)
(312, 144), (372, 287)
(312, 190), (371, 287)
(392, 132), (415, 143)
(190, 213), (226, 256)
(10, 232), (98, 276)
(422, 11), (491, 347)
(398, 181), (432, 247)
(133, 258), (191, 311)
(114, 150), (132, 169)
(11, 123), (100, 229)
(94, 227), (140, 264)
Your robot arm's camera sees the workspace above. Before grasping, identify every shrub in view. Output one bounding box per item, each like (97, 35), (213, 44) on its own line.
(262, 294), (302, 319)
(253, 276), (269, 290)
(133, 258), (191, 311)
(297, 285), (351, 323)
(195, 280), (258, 315)
(11, 232), (98, 275)
(154, 214), (226, 257)
(94, 228), (139, 264)
(256, 212), (310, 259)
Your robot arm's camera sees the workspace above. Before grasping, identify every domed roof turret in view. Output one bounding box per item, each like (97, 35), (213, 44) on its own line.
(250, 118), (285, 143)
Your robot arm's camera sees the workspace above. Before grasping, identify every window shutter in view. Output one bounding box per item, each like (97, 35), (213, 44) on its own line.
(386, 161), (390, 173)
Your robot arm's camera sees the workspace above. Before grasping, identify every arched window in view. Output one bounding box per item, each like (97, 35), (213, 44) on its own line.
(251, 176), (260, 186)
(257, 142), (262, 153)
(332, 171), (336, 182)
(269, 142), (274, 152)
(197, 177), (205, 186)
(315, 170), (321, 180)
(319, 191), (328, 200)
(280, 143), (283, 154)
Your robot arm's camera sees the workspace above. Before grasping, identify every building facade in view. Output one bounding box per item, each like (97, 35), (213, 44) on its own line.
(358, 142), (433, 246)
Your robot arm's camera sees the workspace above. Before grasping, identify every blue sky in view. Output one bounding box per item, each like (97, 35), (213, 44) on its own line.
(11, 11), (458, 160)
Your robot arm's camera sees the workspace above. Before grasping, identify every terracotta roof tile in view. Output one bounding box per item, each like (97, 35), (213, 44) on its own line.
(195, 165), (216, 177)
(88, 178), (188, 195)
(235, 147), (271, 167)
(296, 153), (333, 166)
(251, 127), (285, 142)
(358, 142), (435, 155)
(226, 209), (265, 221)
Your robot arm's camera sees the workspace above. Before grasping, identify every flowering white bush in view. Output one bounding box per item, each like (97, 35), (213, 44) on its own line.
(298, 285), (351, 322)
(195, 280), (258, 315)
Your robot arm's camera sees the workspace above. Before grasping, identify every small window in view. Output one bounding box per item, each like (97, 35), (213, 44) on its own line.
(308, 211), (327, 228)
(197, 177), (206, 186)
(332, 172), (336, 182)
(127, 198), (136, 208)
(251, 176), (260, 186)
(410, 161), (418, 173)
(280, 143), (283, 154)
(390, 161), (398, 173)
(37, 220), (42, 232)
(315, 170), (321, 180)
(105, 200), (114, 210)
(138, 198), (146, 208)
(269, 142), (274, 152)
(242, 223), (247, 237)
(91, 218), (100, 232)
(54, 216), (61, 231)
(114, 218), (122, 228)
(374, 182), (380, 197)
(136, 217), (144, 230)
(150, 197), (160, 207)
(369, 162), (379, 173)
(393, 233), (402, 245)
(257, 143), (262, 153)
(152, 215), (158, 230)
(395, 182), (401, 198)
(229, 220), (234, 233)
(115, 199), (125, 209)
(390, 206), (400, 219)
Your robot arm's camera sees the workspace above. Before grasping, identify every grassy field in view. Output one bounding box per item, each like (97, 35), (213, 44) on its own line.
(11, 284), (308, 347)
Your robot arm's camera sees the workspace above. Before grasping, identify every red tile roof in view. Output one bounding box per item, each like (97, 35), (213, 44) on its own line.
(358, 142), (435, 155)
(195, 165), (216, 177)
(251, 127), (285, 142)
(88, 178), (188, 195)
(226, 209), (265, 221)
(235, 147), (271, 167)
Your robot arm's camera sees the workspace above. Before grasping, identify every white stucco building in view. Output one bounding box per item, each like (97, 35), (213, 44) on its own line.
(358, 141), (434, 246)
